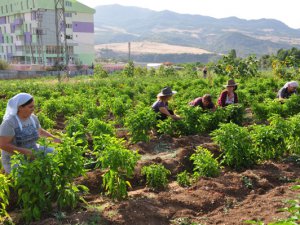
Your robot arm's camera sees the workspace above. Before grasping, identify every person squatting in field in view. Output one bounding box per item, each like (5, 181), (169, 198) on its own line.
(152, 86), (181, 121)
(277, 81), (298, 100)
(202, 66), (208, 78)
(189, 94), (216, 111)
(0, 93), (61, 174)
(217, 79), (239, 107)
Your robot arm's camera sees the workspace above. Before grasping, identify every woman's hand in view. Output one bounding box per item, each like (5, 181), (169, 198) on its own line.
(171, 115), (182, 120)
(53, 137), (62, 144)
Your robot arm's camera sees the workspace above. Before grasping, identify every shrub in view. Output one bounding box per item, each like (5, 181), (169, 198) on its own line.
(190, 146), (220, 178)
(94, 64), (108, 78)
(11, 137), (87, 222)
(0, 60), (9, 70)
(176, 170), (191, 187)
(0, 174), (10, 218)
(211, 123), (256, 170)
(87, 119), (115, 137)
(142, 164), (170, 191)
(36, 112), (55, 129)
(250, 116), (290, 161)
(125, 104), (157, 143)
(97, 136), (140, 200)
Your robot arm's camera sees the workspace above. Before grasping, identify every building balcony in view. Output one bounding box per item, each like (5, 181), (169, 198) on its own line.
(65, 17), (72, 24)
(66, 40), (78, 46)
(14, 18), (23, 25)
(15, 51), (25, 56)
(15, 29), (24, 36)
(15, 40), (24, 46)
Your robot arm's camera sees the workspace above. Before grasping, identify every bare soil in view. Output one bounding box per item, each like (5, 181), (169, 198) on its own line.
(8, 134), (300, 225)
(95, 41), (212, 55)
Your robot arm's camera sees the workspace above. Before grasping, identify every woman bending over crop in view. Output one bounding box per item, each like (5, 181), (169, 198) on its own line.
(189, 94), (216, 111)
(277, 81), (298, 100)
(217, 79), (238, 107)
(0, 93), (61, 174)
(152, 86), (181, 121)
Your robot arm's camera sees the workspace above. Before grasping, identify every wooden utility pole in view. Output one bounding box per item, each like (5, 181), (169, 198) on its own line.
(128, 42), (131, 62)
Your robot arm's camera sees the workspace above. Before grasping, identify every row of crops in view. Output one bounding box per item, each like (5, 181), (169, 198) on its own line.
(0, 67), (300, 223)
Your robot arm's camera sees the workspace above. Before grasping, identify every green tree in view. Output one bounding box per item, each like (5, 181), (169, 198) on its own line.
(94, 64), (108, 78)
(0, 60), (8, 70)
(123, 61), (135, 77)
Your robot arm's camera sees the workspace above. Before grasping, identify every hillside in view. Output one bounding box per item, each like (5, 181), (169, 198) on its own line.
(94, 4), (300, 60)
(95, 41), (212, 55)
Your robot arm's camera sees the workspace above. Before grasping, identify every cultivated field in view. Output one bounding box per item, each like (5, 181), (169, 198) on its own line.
(1, 68), (300, 225)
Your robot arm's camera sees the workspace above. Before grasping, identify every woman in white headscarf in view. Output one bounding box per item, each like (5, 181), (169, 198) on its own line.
(277, 81), (299, 100)
(0, 93), (61, 174)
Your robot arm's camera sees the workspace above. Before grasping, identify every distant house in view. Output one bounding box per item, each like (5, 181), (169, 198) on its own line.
(146, 63), (163, 69)
(102, 63), (125, 73)
(146, 62), (183, 70)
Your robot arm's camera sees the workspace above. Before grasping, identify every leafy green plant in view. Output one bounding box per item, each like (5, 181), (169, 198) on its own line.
(142, 164), (171, 191)
(125, 104), (157, 143)
(211, 123), (256, 170)
(11, 151), (55, 222)
(122, 61), (135, 77)
(250, 115), (290, 161)
(176, 170), (191, 187)
(110, 97), (132, 124)
(241, 176), (253, 189)
(252, 99), (286, 121)
(94, 64), (108, 78)
(0, 174), (10, 218)
(190, 146), (220, 178)
(225, 104), (245, 125)
(0, 59), (9, 70)
(87, 119), (115, 137)
(65, 116), (87, 146)
(54, 137), (88, 209)
(97, 136), (140, 200)
(11, 137), (87, 222)
(171, 217), (199, 225)
(36, 112), (55, 129)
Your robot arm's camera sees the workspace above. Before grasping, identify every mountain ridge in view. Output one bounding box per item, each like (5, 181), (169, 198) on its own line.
(94, 4), (300, 61)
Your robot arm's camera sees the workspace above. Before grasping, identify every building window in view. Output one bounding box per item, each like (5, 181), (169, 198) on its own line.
(65, 1), (72, 7)
(65, 12), (72, 17)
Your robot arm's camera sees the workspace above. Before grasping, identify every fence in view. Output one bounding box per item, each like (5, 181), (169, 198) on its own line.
(0, 69), (94, 80)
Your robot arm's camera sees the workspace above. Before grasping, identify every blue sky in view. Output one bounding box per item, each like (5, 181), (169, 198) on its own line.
(77, 0), (299, 29)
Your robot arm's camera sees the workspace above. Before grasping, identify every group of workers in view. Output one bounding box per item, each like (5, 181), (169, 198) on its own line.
(152, 80), (298, 121)
(0, 80), (298, 175)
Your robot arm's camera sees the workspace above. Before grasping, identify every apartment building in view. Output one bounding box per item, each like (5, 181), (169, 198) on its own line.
(0, 0), (95, 67)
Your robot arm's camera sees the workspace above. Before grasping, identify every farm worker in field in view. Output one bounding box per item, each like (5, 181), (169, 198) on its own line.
(277, 81), (298, 100)
(217, 79), (238, 107)
(202, 66), (208, 78)
(189, 94), (216, 111)
(0, 93), (61, 174)
(152, 86), (181, 120)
